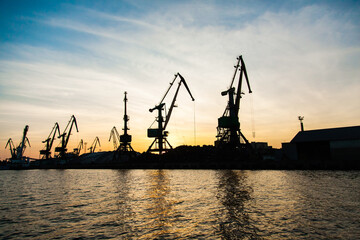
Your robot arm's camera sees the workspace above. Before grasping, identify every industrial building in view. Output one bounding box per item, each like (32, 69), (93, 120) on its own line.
(283, 126), (360, 167)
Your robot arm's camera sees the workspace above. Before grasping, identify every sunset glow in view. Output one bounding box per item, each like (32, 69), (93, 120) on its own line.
(1, 1), (359, 159)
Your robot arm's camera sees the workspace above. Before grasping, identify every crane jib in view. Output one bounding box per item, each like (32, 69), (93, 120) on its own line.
(178, 73), (195, 101)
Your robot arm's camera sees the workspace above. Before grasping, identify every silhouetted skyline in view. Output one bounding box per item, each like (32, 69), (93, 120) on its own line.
(1, 0), (359, 159)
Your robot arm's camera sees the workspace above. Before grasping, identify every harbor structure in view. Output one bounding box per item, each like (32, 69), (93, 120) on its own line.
(283, 125), (360, 165)
(147, 73), (195, 154)
(215, 56), (252, 150)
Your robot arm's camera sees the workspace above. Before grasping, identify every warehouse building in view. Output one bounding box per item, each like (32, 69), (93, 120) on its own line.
(282, 126), (360, 167)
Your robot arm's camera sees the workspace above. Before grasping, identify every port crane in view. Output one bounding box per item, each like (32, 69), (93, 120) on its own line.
(109, 126), (120, 150)
(119, 91), (134, 152)
(215, 56), (252, 149)
(88, 137), (100, 153)
(5, 138), (16, 159)
(16, 125), (31, 159)
(73, 139), (83, 156)
(40, 122), (60, 159)
(5, 125), (31, 160)
(147, 73), (195, 154)
(55, 115), (79, 158)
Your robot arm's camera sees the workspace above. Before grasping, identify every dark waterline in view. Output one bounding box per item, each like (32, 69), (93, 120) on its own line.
(0, 170), (359, 239)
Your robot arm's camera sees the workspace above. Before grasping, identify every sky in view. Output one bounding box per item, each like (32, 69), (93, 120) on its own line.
(1, 0), (359, 159)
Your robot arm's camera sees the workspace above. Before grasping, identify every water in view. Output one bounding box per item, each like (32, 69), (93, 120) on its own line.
(0, 170), (359, 239)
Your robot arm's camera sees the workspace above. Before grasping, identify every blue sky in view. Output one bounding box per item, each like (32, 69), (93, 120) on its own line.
(1, 0), (359, 158)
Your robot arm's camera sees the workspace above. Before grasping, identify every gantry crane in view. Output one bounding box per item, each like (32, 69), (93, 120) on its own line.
(215, 56), (252, 149)
(40, 122), (60, 159)
(88, 136), (100, 153)
(73, 139), (83, 156)
(119, 91), (134, 152)
(147, 73), (195, 154)
(5, 138), (16, 159)
(55, 115), (79, 158)
(109, 126), (120, 150)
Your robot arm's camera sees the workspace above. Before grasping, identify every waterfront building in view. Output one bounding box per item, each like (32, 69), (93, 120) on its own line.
(282, 126), (360, 167)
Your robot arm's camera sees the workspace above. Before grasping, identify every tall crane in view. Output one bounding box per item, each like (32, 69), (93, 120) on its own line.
(40, 122), (60, 159)
(215, 56), (252, 149)
(109, 126), (120, 150)
(5, 138), (16, 159)
(73, 139), (83, 156)
(119, 91), (134, 152)
(16, 125), (31, 159)
(147, 73), (195, 154)
(88, 137), (100, 153)
(55, 115), (79, 158)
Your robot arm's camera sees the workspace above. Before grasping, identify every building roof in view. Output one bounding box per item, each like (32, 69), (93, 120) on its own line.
(291, 126), (360, 143)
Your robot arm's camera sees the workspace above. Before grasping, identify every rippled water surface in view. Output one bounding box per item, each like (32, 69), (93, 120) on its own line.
(0, 170), (359, 239)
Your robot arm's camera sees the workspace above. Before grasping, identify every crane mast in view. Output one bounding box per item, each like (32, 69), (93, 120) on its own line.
(215, 56), (252, 149)
(40, 122), (60, 159)
(147, 73), (195, 154)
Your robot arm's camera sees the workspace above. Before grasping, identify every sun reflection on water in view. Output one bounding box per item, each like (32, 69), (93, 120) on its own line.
(0, 170), (359, 239)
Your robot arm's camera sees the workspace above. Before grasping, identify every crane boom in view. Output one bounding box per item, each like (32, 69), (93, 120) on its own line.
(64, 115), (78, 147)
(159, 74), (178, 105)
(164, 73), (194, 129)
(234, 56), (252, 115)
(229, 56), (242, 89)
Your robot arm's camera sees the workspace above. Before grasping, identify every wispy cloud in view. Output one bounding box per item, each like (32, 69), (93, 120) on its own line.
(1, 1), (359, 158)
